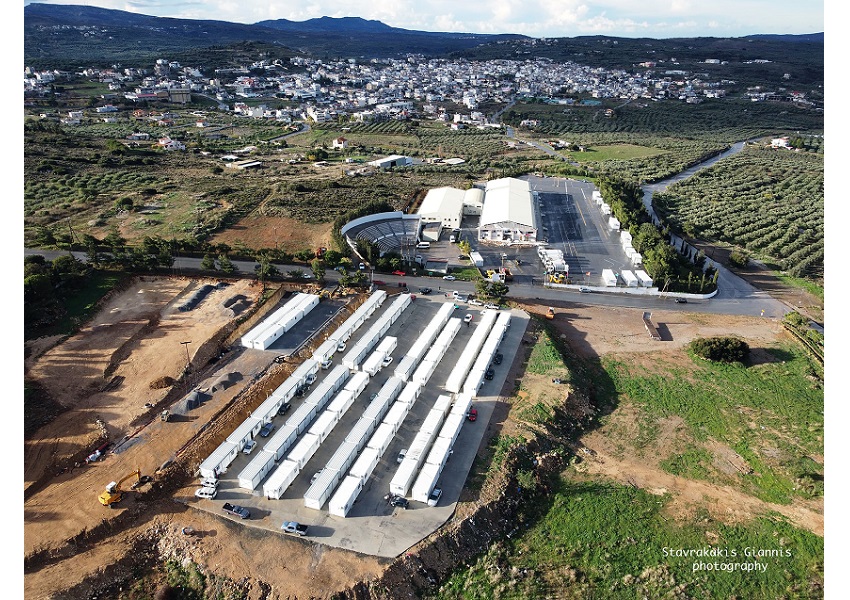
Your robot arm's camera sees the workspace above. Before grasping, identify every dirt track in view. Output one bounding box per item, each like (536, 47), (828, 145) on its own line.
(24, 279), (821, 599)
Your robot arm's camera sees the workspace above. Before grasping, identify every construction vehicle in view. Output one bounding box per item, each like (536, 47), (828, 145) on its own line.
(98, 469), (141, 507)
(160, 410), (170, 422)
(546, 307), (555, 320)
(547, 273), (566, 284)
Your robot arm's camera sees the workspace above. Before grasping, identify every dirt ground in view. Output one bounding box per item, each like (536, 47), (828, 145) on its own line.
(209, 215), (334, 254)
(23, 279), (822, 599)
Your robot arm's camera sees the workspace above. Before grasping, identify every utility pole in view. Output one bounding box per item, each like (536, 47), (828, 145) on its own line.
(180, 341), (192, 372)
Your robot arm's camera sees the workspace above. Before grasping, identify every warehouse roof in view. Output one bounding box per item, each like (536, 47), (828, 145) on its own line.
(479, 178), (535, 228)
(418, 187), (466, 218)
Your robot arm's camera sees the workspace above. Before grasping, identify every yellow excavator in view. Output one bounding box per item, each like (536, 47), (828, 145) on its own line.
(98, 469), (141, 507)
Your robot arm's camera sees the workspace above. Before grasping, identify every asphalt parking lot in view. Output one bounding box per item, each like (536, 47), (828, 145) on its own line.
(191, 294), (529, 558)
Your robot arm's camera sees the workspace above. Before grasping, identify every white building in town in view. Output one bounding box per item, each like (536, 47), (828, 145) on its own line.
(417, 187), (485, 229)
(477, 178), (537, 243)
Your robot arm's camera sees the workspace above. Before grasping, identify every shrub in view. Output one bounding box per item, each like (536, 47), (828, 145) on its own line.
(688, 336), (750, 363)
(729, 250), (749, 268)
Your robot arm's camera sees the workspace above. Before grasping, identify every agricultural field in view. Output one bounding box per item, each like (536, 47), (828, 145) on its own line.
(653, 145), (824, 280)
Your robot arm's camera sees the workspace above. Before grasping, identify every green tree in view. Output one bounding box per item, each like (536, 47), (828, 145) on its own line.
(295, 249), (315, 263)
(311, 258), (325, 280)
(457, 240), (472, 256)
(201, 253), (217, 271)
(218, 254), (235, 274)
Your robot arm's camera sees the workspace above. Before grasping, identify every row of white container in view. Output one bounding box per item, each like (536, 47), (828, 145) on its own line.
(463, 312), (512, 397)
(250, 358), (320, 425)
(407, 393), (474, 504)
(444, 310), (499, 394)
(240, 293), (320, 351)
(342, 293), (412, 371)
(538, 247), (568, 273)
(620, 269), (654, 288)
(408, 318), (463, 387)
(260, 370), (374, 497)
(362, 335), (398, 376)
(312, 290), (388, 364)
(312, 377), (409, 515)
(394, 302), (456, 381)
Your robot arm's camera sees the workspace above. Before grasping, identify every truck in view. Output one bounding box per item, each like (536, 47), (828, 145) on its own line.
(281, 521), (309, 536)
(222, 502), (251, 519)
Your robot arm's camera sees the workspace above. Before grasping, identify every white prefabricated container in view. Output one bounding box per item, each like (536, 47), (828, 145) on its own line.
(304, 381), (335, 409)
(623, 245), (636, 259)
(438, 412), (465, 447)
(463, 369), (485, 397)
(270, 378), (300, 404)
(326, 389), (356, 418)
(264, 424), (298, 460)
(394, 355), (417, 381)
(469, 251), (484, 267)
(376, 336), (397, 356)
(287, 432), (321, 469)
(382, 401), (410, 433)
(397, 381), (421, 406)
(303, 466), (343, 510)
(328, 475), (364, 517)
(432, 394), (453, 416)
(350, 446), (381, 481)
(620, 231), (633, 246)
(344, 371), (370, 396)
(286, 402), (318, 435)
(621, 270), (639, 287)
(198, 441), (239, 479)
(425, 436), (453, 471)
(308, 410), (339, 444)
(238, 453), (276, 490)
(327, 440), (359, 475)
(389, 456), (420, 497)
(601, 268), (618, 287)
(367, 422), (396, 456)
(420, 409), (445, 438)
(411, 462), (441, 504)
(413, 359), (438, 386)
(226, 417), (263, 450)
(313, 338), (338, 364)
(325, 364), (351, 392)
(362, 398), (389, 426)
(253, 394), (283, 424)
(608, 217), (621, 231)
(635, 270), (653, 287)
(450, 394), (473, 417)
(291, 359), (320, 385)
(345, 419), (376, 451)
(263, 459), (300, 499)
(362, 351), (385, 377)
(600, 203), (611, 215)
(631, 253), (643, 266)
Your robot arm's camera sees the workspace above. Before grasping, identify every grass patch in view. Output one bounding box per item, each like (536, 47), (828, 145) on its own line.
(660, 445), (714, 479)
(526, 331), (568, 377)
(773, 272), (824, 301)
(447, 266), (482, 281)
(601, 346), (823, 503)
(567, 143), (667, 162)
(436, 478), (823, 599)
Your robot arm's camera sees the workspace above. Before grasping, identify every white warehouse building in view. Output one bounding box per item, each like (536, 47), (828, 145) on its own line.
(417, 187), (484, 229)
(477, 178), (538, 243)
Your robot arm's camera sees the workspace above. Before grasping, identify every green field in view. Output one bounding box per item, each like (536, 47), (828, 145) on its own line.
(567, 143), (667, 162)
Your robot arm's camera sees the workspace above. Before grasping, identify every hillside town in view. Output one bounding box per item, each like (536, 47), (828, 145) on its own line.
(24, 52), (816, 126)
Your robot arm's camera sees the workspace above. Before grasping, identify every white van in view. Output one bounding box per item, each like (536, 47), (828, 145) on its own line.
(449, 235), (456, 243)
(416, 242), (431, 249)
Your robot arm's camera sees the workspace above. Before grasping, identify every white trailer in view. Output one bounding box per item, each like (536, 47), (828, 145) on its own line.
(394, 355), (417, 381)
(631, 252), (643, 266)
(438, 411), (466, 448)
(413, 359), (438, 386)
(635, 270), (654, 287)
(307, 410), (338, 444)
(620, 231), (633, 247)
(469, 251), (484, 267)
(237, 452), (276, 490)
(345, 419), (377, 452)
(450, 393), (474, 417)
(600, 203), (611, 216)
(608, 217), (621, 231)
(263, 459), (300, 500)
(601, 269), (618, 287)
(411, 462), (441, 504)
(389, 455), (420, 498)
(291, 359), (320, 386)
(312, 338), (338, 365)
(328, 475), (364, 518)
(264, 424), (298, 461)
(425, 436), (454, 471)
(397, 381), (421, 406)
(344, 371), (370, 397)
(226, 417), (263, 450)
(362, 351), (385, 377)
(367, 422), (396, 456)
(325, 389), (356, 419)
(287, 432), (321, 469)
(285, 401), (318, 435)
(303, 466), (342, 511)
(621, 270), (639, 287)
(382, 400), (410, 433)
(198, 441), (239, 479)
(350, 446), (381, 481)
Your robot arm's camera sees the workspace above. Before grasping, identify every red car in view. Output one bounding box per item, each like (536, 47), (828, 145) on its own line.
(392, 270), (406, 276)
(467, 408), (478, 422)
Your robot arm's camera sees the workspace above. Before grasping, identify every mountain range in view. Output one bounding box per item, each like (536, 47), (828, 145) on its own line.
(24, 2), (822, 77)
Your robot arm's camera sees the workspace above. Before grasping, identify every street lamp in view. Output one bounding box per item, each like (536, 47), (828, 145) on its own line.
(180, 341), (192, 371)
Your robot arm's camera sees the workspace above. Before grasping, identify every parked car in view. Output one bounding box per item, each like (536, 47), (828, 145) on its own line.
(579, 287), (591, 293)
(195, 487), (217, 500)
(311, 469), (324, 485)
(337, 342), (347, 353)
(484, 303), (500, 310)
(442, 275), (456, 281)
(390, 496), (410, 509)
(467, 407), (478, 422)
(419, 287), (432, 295)
(463, 314), (473, 323)
(674, 297), (688, 304)
(281, 521), (309, 536)
(259, 422), (275, 438)
(458, 255), (469, 260)
(200, 477), (219, 490)
(484, 368), (495, 380)
(493, 353), (504, 365)
(278, 402), (292, 416)
(397, 448), (407, 463)
(468, 298), (483, 306)
(305, 373), (317, 385)
(392, 270), (406, 276)
(427, 488), (442, 507)
(382, 355), (394, 367)
(222, 503), (250, 519)
(242, 440), (257, 455)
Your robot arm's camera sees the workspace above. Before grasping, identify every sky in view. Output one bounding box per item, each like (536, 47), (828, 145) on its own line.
(22, 0), (824, 39)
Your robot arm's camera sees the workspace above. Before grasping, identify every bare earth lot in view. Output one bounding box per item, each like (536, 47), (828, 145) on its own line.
(23, 279), (821, 599)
